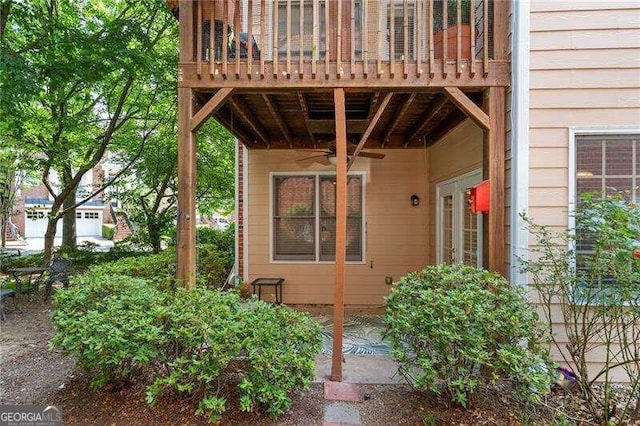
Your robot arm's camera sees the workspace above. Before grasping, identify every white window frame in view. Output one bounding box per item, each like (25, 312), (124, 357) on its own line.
(435, 169), (483, 267)
(269, 171), (366, 264)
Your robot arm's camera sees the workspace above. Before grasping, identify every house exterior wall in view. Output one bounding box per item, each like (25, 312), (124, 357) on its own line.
(527, 1), (640, 379)
(245, 148), (428, 306)
(426, 119), (484, 264)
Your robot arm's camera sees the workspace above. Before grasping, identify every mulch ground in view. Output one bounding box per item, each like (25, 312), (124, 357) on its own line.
(0, 297), (573, 425)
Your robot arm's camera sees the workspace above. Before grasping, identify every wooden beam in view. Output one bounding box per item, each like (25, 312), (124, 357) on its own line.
(383, 93), (416, 147)
(262, 94), (293, 148)
(347, 92), (393, 170)
(177, 87), (196, 288)
(178, 60), (512, 89)
(444, 87), (489, 130)
(405, 95), (448, 145)
(493, 0), (510, 61)
(214, 109), (257, 147)
(483, 86), (506, 276)
(297, 92), (317, 147)
(178, 0), (194, 62)
(190, 88), (234, 132)
(423, 110), (466, 147)
(331, 87), (347, 383)
(228, 96), (271, 148)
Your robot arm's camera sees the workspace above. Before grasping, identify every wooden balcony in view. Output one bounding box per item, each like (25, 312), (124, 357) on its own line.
(176, 0), (510, 90)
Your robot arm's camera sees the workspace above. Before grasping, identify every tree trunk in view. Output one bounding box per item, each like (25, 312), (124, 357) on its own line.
(148, 217), (162, 254)
(0, 214), (6, 248)
(61, 188), (77, 250)
(43, 215), (59, 265)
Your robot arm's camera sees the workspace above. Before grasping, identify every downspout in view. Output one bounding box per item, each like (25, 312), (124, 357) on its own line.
(510, 0), (530, 285)
(234, 139), (240, 283)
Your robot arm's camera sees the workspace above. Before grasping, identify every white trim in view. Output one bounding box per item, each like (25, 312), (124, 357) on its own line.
(234, 139), (240, 282)
(510, 0), (530, 286)
(242, 145), (250, 282)
(268, 170), (367, 264)
(435, 169), (483, 266)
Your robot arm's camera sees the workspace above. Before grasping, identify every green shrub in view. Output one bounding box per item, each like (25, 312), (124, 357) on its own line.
(385, 264), (552, 407)
(520, 194), (640, 423)
(102, 223), (116, 240)
(197, 244), (234, 289)
(50, 272), (321, 422)
(91, 250), (175, 289)
(49, 272), (170, 388)
(196, 224), (235, 257)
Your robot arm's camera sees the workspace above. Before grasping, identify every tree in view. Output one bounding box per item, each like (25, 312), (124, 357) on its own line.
(0, 148), (26, 247)
(118, 116), (235, 254)
(0, 0), (177, 262)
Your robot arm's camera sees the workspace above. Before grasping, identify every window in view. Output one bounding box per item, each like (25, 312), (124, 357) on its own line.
(84, 212), (99, 219)
(272, 174), (364, 262)
(76, 211), (82, 219)
(26, 211), (45, 220)
(574, 133), (639, 278)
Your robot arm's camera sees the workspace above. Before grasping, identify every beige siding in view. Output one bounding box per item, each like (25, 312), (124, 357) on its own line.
(246, 149), (429, 305)
(528, 2), (640, 374)
(426, 119), (483, 264)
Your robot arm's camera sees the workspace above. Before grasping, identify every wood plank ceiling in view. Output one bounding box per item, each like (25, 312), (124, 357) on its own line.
(195, 89), (484, 150)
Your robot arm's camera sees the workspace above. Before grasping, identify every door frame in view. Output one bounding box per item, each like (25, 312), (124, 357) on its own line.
(435, 169), (483, 266)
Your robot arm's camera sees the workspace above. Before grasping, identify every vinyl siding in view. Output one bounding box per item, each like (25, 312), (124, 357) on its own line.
(245, 148), (429, 305)
(528, 1), (640, 378)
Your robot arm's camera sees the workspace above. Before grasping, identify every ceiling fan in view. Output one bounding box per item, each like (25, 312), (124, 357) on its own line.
(296, 143), (385, 166)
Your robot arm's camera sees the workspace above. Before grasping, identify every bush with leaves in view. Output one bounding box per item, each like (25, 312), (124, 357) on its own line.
(49, 272), (170, 389)
(50, 268), (321, 422)
(147, 289), (321, 421)
(520, 194), (640, 423)
(197, 244), (234, 289)
(385, 264), (552, 407)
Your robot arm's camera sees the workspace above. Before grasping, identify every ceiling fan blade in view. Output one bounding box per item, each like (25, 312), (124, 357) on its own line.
(356, 151), (385, 159)
(297, 154), (327, 162)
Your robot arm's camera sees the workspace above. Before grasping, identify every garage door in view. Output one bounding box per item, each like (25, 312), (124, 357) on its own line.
(24, 210), (62, 238)
(77, 210), (102, 237)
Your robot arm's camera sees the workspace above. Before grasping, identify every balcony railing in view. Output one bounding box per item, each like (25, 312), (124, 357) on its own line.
(180, 0), (499, 82)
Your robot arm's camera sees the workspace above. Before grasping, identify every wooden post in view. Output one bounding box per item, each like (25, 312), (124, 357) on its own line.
(177, 1), (197, 288)
(331, 88), (347, 382)
(177, 87), (197, 288)
(483, 86), (506, 276)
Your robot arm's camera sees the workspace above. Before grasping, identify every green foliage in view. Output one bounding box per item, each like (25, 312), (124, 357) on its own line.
(385, 264), (552, 407)
(520, 194), (640, 423)
(50, 267), (321, 421)
(49, 273), (170, 388)
(90, 250), (176, 290)
(196, 224), (235, 257)
(197, 244), (234, 289)
(102, 224), (116, 240)
(1, 0), (178, 261)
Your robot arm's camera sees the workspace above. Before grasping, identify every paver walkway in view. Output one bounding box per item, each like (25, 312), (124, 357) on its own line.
(314, 355), (402, 425)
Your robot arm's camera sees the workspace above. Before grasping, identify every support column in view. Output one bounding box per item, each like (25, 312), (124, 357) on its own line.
(331, 88), (347, 382)
(483, 86), (506, 276)
(177, 87), (197, 288)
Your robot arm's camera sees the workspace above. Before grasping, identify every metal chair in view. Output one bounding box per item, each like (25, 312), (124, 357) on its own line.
(43, 256), (71, 301)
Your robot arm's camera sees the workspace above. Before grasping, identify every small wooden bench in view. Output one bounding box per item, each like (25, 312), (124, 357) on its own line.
(0, 288), (15, 321)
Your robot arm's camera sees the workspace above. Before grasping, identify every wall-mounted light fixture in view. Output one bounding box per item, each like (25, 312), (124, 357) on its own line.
(411, 194), (420, 206)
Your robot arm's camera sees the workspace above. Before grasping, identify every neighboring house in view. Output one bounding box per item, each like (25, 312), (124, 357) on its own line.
(7, 166), (116, 241)
(171, 1), (639, 379)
